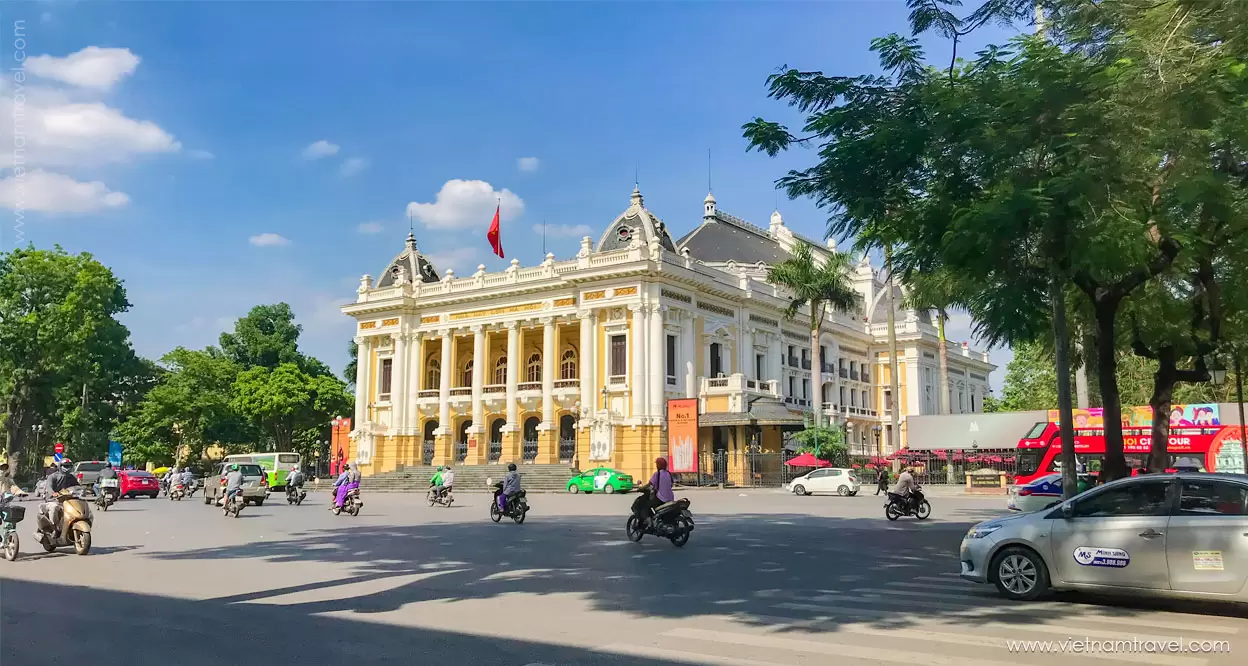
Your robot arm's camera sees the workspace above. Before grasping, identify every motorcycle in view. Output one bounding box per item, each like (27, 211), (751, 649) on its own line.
(489, 483), (528, 524)
(331, 487), (362, 516)
(885, 487), (931, 521)
(427, 485), (454, 507)
(1, 492), (25, 561)
(169, 483), (186, 501)
(35, 489), (94, 555)
(285, 485), (306, 506)
(96, 478), (119, 511)
(222, 491), (244, 518)
(626, 487), (694, 547)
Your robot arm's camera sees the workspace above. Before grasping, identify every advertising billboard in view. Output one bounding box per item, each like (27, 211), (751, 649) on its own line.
(667, 398), (699, 474)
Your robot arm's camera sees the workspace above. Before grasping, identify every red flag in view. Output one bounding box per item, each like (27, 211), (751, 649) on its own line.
(486, 205), (504, 258)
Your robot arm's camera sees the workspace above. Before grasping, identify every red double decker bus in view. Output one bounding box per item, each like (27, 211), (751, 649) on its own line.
(1014, 421), (1246, 486)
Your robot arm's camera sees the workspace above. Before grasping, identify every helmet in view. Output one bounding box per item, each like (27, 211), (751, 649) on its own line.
(436, 466), (443, 471)
(343, 463), (351, 470)
(655, 457), (668, 471)
(229, 464), (239, 471)
(59, 460), (73, 472)
(507, 463), (517, 472)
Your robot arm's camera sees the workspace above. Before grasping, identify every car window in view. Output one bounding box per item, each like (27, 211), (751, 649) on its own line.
(808, 469), (828, 478)
(1178, 480), (1248, 516)
(238, 465), (264, 477)
(278, 454), (299, 464)
(75, 462), (106, 472)
(829, 470), (842, 477)
(1071, 481), (1171, 518)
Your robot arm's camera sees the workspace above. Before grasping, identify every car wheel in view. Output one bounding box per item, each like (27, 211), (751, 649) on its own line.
(848, 490), (858, 497)
(604, 484), (615, 495)
(254, 499), (264, 507)
(568, 485), (579, 494)
(203, 495), (212, 505)
(991, 546), (1050, 601)
(837, 485), (850, 496)
(793, 484), (806, 496)
(148, 494), (158, 499)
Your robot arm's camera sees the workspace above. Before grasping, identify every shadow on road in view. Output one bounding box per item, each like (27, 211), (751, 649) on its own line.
(139, 511), (1243, 635)
(0, 578), (703, 666)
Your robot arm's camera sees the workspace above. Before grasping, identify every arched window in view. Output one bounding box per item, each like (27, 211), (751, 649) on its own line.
(559, 414), (576, 441)
(523, 416), (540, 441)
(560, 348), (577, 380)
(426, 358), (441, 389)
(490, 417), (505, 443)
(494, 356), (507, 384)
(462, 360), (473, 387)
(527, 353), (542, 383)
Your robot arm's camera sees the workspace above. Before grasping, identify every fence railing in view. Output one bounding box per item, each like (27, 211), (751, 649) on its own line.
(454, 441), (468, 463)
(521, 439), (538, 463)
(421, 440), (434, 466)
(669, 449), (1019, 488)
(488, 439), (502, 462)
(558, 438), (576, 463)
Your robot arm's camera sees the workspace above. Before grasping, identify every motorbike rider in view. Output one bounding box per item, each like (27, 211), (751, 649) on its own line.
(438, 465), (454, 499)
(179, 467), (195, 494)
(892, 467), (917, 510)
(430, 465), (444, 489)
(163, 465), (180, 495)
(638, 457), (675, 526)
(498, 463), (522, 513)
(332, 463), (352, 510)
(286, 466), (306, 499)
(219, 464), (244, 508)
(40, 460), (80, 533)
(96, 463), (117, 497)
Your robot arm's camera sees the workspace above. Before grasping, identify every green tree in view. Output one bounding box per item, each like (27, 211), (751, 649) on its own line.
(231, 363), (352, 455)
(766, 244), (859, 428)
(998, 342), (1059, 412)
(344, 338), (358, 388)
(219, 303), (305, 371)
(0, 246), (139, 478)
(903, 268), (965, 414)
(792, 425), (848, 462)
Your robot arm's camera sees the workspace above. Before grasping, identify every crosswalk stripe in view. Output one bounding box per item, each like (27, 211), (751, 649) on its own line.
(741, 614), (1207, 666)
(848, 588), (1240, 634)
(776, 601), (1191, 644)
(658, 628), (1020, 666)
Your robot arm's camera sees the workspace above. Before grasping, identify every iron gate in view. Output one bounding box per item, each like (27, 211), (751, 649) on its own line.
(454, 441), (468, 463)
(421, 440), (435, 466)
(521, 439), (538, 463)
(558, 438), (576, 463)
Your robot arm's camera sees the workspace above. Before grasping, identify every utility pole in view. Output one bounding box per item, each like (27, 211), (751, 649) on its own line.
(886, 244), (901, 453)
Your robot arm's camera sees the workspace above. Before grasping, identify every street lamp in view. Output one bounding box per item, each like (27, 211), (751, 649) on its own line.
(872, 425), (882, 457)
(31, 424), (45, 457)
(1209, 356), (1227, 386)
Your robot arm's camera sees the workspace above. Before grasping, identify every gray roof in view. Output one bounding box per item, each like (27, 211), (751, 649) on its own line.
(596, 186), (677, 253)
(377, 233), (440, 287)
(676, 214), (792, 265)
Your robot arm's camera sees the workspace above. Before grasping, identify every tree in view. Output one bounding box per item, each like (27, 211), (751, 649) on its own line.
(766, 244), (860, 428)
(998, 342), (1060, 412)
(344, 338), (358, 388)
(219, 303), (305, 371)
(0, 246), (138, 478)
(903, 268), (964, 414)
(231, 363), (352, 455)
(792, 425), (847, 462)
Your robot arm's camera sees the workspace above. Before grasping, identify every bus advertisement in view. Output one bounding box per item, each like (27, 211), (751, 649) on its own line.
(1014, 416), (1246, 485)
(223, 452), (302, 488)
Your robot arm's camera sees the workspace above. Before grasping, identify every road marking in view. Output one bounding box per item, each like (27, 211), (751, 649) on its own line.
(658, 628), (1021, 666)
(741, 614), (1207, 666)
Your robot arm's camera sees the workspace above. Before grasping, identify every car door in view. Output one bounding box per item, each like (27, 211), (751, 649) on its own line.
(1165, 478), (1248, 595)
(1049, 478), (1174, 590)
(824, 469), (845, 493)
(804, 469), (830, 493)
(593, 469), (612, 492)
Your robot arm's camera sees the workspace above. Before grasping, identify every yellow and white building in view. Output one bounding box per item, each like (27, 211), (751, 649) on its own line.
(341, 187), (996, 482)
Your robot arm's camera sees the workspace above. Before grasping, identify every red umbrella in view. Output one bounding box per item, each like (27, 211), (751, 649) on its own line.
(785, 453), (831, 467)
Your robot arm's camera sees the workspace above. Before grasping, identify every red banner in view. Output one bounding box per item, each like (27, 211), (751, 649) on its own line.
(667, 399), (699, 473)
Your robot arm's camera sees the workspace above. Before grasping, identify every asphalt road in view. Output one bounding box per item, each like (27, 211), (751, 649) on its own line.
(1, 487), (1244, 665)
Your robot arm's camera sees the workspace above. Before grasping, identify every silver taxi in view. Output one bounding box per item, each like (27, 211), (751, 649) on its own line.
(960, 473), (1248, 602)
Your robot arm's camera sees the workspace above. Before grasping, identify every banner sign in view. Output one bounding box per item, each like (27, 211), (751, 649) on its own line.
(107, 441), (123, 468)
(1048, 404), (1220, 429)
(667, 398), (699, 473)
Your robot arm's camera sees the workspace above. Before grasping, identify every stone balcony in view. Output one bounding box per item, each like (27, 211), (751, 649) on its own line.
(700, 373), (782, 414)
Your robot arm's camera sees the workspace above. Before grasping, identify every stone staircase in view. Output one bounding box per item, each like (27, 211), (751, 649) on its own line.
(357, 464), (578, 493)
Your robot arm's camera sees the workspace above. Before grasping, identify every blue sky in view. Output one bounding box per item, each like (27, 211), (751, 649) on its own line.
(1, 1), (1019, 390)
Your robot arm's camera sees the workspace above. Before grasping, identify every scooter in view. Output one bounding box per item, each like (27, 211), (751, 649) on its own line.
(626, 486), (694, 547)
(222, 491), (244, 518)
(96, 478), (119, 511)
(427, 485), (454, 507)
(489, 482), (528, 524)
(1, 492), (26, 561)
(35, 489), (93, 555)
(884, 486), (931, 521)
(286, 485), (306, 506)
(169, 483), (186, 501)
(331, 488), (361, 516)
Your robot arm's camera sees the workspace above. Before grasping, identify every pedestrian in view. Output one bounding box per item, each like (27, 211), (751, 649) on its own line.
(875, 467), (889, 495)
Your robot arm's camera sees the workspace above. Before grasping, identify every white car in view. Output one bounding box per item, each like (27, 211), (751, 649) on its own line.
(1007, 474), (1064, 513)
(786, 468), (860, 496)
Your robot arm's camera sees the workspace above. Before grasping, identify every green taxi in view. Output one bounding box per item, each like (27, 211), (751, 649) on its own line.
(566, 467), (635, 494)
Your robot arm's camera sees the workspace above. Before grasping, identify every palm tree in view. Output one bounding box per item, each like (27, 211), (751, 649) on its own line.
(767, 243), (860, 428)
(902, 268), (962, 415)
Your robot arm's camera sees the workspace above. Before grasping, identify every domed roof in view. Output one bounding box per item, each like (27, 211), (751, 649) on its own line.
(376, 232), (440, 287)
(595, 186), (677, 253)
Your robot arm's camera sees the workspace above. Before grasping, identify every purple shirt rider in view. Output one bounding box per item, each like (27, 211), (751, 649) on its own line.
(649, 469), (675, 503)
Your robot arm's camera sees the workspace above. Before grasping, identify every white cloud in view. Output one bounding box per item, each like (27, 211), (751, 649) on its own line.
(249, 233), (290, 247)
(302, 140), (339, 160)
(517, 157), (539, 172)
(534, 223), (593, 238)
(424, 247), (480, 275)
(0, 169), (129, 213)
(357, 222), (384, 234)
(26, 46), (140, 90)
(406, 179), (524, 230)
(339, 157), (368, 177)
(187, 149), (215, 160)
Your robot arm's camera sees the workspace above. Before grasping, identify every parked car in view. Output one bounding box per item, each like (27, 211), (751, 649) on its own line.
(118, 470), (160, 499)
(1007, 473), (1096, 512)
(202, 463), (269, 506)
(961, 473), (1248, 602)
(72, 461), (110, 493)
(567, 467), (634, 494)
(785, 468), (860, 496)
